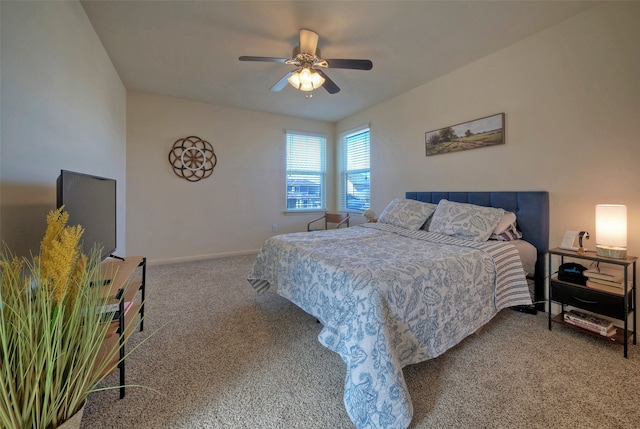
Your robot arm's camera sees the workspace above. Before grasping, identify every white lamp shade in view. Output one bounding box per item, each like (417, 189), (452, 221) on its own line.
(287, 67), (325, 92)
(596, 204), (627, 248)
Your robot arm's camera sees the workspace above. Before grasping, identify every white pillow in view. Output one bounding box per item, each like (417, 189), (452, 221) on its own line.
(378, 198), (437, 231)
(428, 199), (505, 242)
(493, 211), (517, 234)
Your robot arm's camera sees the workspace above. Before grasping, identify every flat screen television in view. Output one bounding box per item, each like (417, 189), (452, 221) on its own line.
(56, 170), (117, 261)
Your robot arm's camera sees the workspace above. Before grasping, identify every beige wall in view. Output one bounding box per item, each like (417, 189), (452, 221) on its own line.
(126, 92), (333, 263)
(338, 2), (640, 261)
(0, 1), (127, 257)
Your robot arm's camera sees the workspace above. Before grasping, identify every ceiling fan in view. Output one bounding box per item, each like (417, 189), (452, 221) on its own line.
(239, 29), (373, 95)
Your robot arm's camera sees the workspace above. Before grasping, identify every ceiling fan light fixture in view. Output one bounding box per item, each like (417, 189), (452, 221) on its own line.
(287, 67), (325, 92)
(241, 29), (370, 95)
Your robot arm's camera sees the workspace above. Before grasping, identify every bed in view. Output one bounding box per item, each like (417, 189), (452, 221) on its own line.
(248, 191), (549, 429)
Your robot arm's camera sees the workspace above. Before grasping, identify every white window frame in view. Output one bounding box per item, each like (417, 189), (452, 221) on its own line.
(338, 125), (370, 213)
(285, 130), (327, 213)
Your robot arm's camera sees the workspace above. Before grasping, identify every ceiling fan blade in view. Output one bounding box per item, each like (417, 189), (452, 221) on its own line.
(270, 71), (295, 92)
(299, 29), (319, 55)
(239, 56), (289, 64)
(324, 59), (373, 70)
(316, 70), (340, 94)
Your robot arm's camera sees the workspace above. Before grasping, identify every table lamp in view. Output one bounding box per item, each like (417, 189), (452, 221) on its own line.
(595, 204), (627, 259)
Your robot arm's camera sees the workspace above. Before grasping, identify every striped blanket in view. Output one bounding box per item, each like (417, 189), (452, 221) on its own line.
(248, 223), (531, 429)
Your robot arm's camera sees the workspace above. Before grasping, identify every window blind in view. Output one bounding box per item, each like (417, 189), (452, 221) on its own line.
(286, 132), (326, 211)
(339, 127), (370, 212)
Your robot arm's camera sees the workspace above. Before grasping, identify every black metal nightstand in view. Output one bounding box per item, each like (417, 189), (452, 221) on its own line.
(547, 247), (637, 358)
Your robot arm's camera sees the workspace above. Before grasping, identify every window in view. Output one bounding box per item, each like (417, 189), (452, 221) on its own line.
(339, 126), (370, 212)
(286, 131), (326, 211)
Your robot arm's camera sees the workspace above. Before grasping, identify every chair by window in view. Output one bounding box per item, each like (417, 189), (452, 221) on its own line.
(307, 212), (350, 231)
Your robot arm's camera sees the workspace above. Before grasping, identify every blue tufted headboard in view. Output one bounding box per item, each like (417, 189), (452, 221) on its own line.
(406, 191), (549, 303)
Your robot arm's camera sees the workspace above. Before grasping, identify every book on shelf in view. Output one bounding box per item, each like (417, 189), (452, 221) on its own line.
(584, 268), (624, 283)
(563, 310), (616, 337)
(585, 276), (629, 289)
(98, 301), (133, 322)
(564, 317), (617, 337)
(586, 280), (627, 295)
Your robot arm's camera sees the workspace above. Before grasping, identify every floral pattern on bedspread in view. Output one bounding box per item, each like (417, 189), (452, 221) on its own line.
(248, 223), (531, 429)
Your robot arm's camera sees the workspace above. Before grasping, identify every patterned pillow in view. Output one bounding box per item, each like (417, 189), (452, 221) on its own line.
(378, 199), (437, 230)
(428, 199), (505, 242)
(490, 224), (524, 241)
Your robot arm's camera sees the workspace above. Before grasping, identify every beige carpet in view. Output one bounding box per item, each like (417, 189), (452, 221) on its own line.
(81, 255), (640, 428)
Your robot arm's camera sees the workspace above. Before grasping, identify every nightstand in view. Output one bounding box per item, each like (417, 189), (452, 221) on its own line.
(547, 247), (637, 358)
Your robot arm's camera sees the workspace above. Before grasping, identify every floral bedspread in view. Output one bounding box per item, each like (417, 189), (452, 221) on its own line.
(248, 223), (531, 429)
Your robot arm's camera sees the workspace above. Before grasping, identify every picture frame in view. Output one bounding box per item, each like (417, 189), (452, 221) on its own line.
(425, 113), (505, 156)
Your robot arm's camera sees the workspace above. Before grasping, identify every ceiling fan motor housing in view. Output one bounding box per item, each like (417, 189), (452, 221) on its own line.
(292, 46), (322, 65)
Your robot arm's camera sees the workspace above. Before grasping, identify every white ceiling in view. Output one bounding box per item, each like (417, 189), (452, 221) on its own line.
(81, 0), (601, 122)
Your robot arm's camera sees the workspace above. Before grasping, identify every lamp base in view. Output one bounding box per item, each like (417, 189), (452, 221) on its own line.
(596, 245), (627, 259)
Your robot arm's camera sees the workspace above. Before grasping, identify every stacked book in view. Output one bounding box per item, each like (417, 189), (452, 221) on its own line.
(98, 301), (133, 322)
(563, 309), (616, 337)
(584, 267), (628, 295)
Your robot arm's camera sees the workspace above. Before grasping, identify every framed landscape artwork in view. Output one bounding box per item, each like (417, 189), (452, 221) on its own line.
(425, 113), (505, 156)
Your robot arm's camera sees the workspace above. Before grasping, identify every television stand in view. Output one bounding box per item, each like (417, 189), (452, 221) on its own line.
(95, 255), (146, 398)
